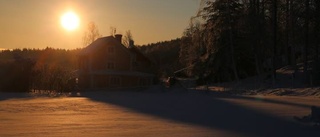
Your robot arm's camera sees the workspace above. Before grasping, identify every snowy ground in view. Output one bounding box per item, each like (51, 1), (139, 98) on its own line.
(1, 89), (320, 137)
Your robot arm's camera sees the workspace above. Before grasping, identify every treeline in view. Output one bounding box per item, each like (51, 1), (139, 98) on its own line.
(0, 48), (80, 92)
(138, 39), (181, 78)
(178, 0), (320, 84)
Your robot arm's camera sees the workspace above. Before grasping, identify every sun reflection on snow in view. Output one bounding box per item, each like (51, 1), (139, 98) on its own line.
(29, 90), (82, 97)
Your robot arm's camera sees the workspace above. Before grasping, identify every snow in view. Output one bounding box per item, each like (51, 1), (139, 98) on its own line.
(1, 89), (320, 137)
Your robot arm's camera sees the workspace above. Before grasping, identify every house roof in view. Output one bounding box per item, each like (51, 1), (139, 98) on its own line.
(80, 35), (153, 64)
(80, 36), (129, 55)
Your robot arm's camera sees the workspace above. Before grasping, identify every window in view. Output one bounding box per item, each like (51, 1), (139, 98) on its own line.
(106, 62), (115, 69)
(139, 78), (147, 86)
(110, 77), (121, 86)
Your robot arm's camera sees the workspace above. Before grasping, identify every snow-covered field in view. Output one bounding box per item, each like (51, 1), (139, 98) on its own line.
(1, 90), (320, 137)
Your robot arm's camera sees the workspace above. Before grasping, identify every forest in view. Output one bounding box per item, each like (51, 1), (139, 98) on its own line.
(141, 0), (320, 85)
(177, 0), (320, 84)
(0, 48), (80, 92)
(1, 0), (320, 92)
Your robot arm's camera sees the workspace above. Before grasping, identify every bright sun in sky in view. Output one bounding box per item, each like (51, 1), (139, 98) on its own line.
(60, 11), (79, 31)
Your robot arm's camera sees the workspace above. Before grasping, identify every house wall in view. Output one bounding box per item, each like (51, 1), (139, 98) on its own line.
(78, 74), (90, 88)
(79, 55), (89, 72)
(135, 54), (152, 72)
(90, 41), (131, 71)
(78, 37), (154, 89)
(131, 50), (153, 73)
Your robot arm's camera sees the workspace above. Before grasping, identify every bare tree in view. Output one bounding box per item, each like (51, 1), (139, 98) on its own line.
(122, 30), (133, 47)
(82, 22), (101, 47)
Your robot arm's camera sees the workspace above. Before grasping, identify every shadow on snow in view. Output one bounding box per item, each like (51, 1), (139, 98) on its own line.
(82, 89), (320, 137)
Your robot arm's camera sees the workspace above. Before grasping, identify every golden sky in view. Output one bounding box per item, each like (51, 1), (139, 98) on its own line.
(0, 0), (199, 49)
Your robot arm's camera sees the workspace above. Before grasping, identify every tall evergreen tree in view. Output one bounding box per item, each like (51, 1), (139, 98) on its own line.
(202, 0), (243, 81)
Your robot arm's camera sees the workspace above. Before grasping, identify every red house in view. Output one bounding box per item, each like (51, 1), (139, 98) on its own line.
(78, 34), (154, 89)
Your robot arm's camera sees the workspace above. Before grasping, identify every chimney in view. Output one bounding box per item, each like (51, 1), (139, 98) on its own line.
(114, 34), (122, 43)
(129, 40), (134, 48)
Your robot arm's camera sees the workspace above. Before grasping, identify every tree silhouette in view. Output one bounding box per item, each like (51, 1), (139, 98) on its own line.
(122, 30), (133, 47)
(82, 22), (101, 47)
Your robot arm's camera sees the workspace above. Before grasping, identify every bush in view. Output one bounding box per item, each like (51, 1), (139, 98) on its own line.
(0, 58), (35, 92)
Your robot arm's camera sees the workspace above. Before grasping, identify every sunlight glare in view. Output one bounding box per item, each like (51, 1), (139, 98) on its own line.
(61, 11), (79, 31)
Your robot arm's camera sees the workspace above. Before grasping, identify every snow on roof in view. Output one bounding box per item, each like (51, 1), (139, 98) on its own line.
(80, 36), (115, 55)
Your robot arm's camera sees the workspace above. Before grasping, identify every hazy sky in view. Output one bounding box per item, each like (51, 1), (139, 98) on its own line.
(0, 0), (199, 49)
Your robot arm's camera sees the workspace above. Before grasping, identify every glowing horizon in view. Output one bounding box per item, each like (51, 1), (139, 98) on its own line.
(0, 0), (198, 49)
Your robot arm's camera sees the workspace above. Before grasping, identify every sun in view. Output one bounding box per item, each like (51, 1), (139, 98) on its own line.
(60, 11), (79, 31)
